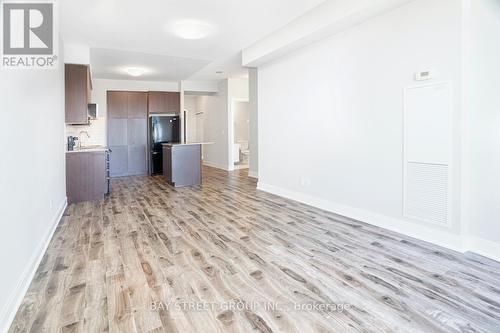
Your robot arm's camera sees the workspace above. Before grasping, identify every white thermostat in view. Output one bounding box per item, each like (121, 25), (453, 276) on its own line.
(415, 70), (433, 81)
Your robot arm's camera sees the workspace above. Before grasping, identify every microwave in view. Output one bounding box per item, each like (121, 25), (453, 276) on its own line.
(88, 103), (98, 119)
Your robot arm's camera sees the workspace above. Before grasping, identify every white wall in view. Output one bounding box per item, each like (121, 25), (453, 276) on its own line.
(201, 80), (230, 169)
(242, 0), (415, 66)
(258, 0), (465, 250)
(66, 79), (179, 147)
(464, 0), (500, 256)
(0, 52), (66, 329)
(228, 79), (249, 169)
(199, 79), (249, 170)
(249, 68), (259, 178)
(182, 80), (219, 94)
(184, 95), (199, 142)
(64, 43), (90, 64)
(234, 101), (250, 144)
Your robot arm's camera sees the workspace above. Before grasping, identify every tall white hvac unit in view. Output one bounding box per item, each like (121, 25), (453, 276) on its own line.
(403, 82), (452, 227)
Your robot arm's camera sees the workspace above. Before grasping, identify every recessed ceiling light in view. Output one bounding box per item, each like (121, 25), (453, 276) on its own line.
(216, 71), (224, 74)
(124, 67), (146, 77)
(171, 20), (214, 40)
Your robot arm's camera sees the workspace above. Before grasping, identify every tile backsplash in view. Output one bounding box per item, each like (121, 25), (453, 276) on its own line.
(65, 118), (107, 147)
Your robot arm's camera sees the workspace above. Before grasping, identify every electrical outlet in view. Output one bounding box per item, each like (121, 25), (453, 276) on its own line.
(49, 199), (53, 209)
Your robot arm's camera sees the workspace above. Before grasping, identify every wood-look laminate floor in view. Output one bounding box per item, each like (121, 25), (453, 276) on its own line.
(8, 167), (500, 333)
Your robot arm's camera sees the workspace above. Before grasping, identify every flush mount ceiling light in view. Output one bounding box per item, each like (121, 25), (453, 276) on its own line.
(171, 20), (214, 40)
(124, 67), (146, 77)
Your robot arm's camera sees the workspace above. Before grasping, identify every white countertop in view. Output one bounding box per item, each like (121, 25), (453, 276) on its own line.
(162, 142), (215, 147)
(66, 146), (109, 153)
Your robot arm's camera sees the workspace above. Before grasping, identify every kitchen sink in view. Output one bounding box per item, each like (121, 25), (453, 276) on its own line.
(79, 145), (105, 150)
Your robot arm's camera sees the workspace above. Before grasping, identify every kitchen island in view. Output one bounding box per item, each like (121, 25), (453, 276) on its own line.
(162, 142), (214, 187)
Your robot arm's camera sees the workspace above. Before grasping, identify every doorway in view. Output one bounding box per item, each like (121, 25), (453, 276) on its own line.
(231, 99), (250, 170)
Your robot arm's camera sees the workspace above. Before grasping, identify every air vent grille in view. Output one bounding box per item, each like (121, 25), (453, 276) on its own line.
(404, 162), (449, 225)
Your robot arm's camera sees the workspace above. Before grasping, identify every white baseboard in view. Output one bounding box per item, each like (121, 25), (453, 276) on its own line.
(203, 161), (231, 171)
(248, 171), (259, 179)
(465, 236), (500, 262)
(257, 182), (467, 253)
(0, 197), (67, 333)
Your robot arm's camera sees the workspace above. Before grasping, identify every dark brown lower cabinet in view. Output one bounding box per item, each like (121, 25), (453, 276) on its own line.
(66, 151), (107, 204)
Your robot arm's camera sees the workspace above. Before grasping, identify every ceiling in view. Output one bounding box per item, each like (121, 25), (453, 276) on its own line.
(90, 48), (210, 81)
(61, 0), (326, 81)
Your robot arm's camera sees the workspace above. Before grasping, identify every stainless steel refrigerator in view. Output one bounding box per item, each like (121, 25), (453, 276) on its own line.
(149, 115), (180, 175)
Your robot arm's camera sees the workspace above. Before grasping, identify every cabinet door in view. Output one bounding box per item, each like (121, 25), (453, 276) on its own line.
(127, 119), (147, 146)
(108, 119), (127, 146)
(107, 91), (128, 119)
(109, 146), (128, 177)
(87, 68), (92, 103)
(66, 152), (106, 204)
(65, 64), (89, 124)
(128, 145), (147, 175)
(166, 92), (180, 113)
(127, 92), (148, 118)
(163, 146), (172, 182)
(148, 91), (167, 114)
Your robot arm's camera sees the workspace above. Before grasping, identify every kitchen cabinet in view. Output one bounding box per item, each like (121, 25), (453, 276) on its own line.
(166, 92), (180, 113)
(109, 146), (128, 177)
(66, 151), (107, 204)
(127, 119), (147, 145)
(108, 119), (127, 146)
(65, 64), (92, 124)
(128, 145), (147, 175)
(148, 91), (180, 114)
(107, 91), (148, 177)
(127, 92), (148, 118)
(107, 91), (128, 119)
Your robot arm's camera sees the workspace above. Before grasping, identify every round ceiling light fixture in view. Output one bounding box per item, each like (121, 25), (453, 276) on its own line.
(124, 67), (146, 77)
(171, 20), (214, 40)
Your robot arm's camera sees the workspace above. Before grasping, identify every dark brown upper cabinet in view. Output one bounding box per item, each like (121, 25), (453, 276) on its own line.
(107, 91), (128, 119)
(108, 91), (148, 119)
(65, 64), (92, 124)
(148, 91), (180, 114)
(127, 92), (148, 118)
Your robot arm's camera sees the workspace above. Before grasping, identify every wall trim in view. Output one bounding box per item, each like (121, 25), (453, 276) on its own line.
(465, 236), (500, 263)
(0, 197), (67, 333)
(257, 182), (467, 252)
(203, 161), (231, 171)
(248, 171), (259, 179)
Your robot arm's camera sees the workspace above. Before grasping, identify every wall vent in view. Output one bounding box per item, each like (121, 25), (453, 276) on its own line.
(404, 162), (449, 225)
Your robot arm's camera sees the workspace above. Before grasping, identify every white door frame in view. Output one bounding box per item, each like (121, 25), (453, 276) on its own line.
(228, 98), (249, 171)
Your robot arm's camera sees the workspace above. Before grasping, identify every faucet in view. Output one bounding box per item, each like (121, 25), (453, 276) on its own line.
(78, 130), (90, 149)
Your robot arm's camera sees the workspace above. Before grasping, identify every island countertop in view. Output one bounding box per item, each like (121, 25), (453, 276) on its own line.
(162, 142), (215, 147)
